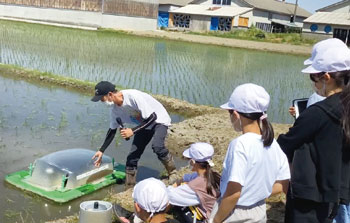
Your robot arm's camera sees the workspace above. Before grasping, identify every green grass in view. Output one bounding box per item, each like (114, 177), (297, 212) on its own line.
(188, 27), (318, 46)
(0, 63), (98, 95)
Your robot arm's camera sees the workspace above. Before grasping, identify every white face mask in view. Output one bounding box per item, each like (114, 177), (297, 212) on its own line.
(104, 100), (114, 106)
(230, 113), (242, 132)
(187, 159), (193, 168)
(313, 80), (327, 97)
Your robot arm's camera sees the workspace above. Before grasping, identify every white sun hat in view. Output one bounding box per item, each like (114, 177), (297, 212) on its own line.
(220, 83), (270, 114)
(302, 47), (350, 74)
(132, 178), (168, 215)
(304, 38), (348, 65)
(183, 142), (215, 166)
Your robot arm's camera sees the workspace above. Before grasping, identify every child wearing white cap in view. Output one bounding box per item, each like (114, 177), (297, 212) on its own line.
(132, 178), (179, 223)
(210, 83), (290, 223)
(277, 45), (350, 223)
(303, 38), (346, 110)
(167, 142), (220, 223)
(288, 39), (346, 118)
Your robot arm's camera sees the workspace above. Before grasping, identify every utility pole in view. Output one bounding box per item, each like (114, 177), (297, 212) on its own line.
(293, 0), (298, 23)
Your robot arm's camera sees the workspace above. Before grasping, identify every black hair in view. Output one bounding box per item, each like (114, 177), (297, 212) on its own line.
(196, 161), (221, 196)
(329, 71), (350, 143)
(238, 112), (274, 147)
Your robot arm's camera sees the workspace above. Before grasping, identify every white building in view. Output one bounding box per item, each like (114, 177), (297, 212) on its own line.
(167, 0), (311, 32)
(0, 0), (159, 31)
(169, 4), (253, 31)
(302, 0), (350, 44)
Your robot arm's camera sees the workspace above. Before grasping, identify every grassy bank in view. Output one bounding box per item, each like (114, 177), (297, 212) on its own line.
(188, 27), (318, 46)
(0, 63), (96, 93)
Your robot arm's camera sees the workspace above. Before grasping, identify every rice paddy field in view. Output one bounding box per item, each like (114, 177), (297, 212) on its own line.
(0, 19), (313, 222)
(0, 75), (185, 223)
(0, 20), (312, 124)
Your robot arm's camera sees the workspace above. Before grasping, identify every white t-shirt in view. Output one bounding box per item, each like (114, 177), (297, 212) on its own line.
(109, 90), (171, 130)
(220, 133), (290, 206)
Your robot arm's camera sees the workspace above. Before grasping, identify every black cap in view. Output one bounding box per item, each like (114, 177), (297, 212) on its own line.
(91, 81), (116, 102)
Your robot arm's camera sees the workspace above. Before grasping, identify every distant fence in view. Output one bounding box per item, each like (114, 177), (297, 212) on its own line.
(104, 0), (157, 18)
(0, 0), (158, 18)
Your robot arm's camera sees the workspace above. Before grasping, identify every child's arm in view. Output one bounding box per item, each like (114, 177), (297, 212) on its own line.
(167, 184), (200, 207)
(271, 180), (289, 195)
(173, 173), (198, 187)
(289, 106), (296, 117)
(213, 182), (242, 223)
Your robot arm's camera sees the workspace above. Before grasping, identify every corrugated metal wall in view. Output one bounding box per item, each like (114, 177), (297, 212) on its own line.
(103, 0), (157, 18)
(0, 0), (102, 11)
(0, 0), (158, 18)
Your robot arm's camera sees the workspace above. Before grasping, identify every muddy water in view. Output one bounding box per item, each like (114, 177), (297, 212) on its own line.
(0, 76), (186, 223)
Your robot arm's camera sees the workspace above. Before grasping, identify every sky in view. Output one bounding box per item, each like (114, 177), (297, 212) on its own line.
(285, 0), (341, 13)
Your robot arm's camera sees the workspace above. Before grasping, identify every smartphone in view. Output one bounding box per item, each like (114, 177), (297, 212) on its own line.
(292, 98), (308, 118)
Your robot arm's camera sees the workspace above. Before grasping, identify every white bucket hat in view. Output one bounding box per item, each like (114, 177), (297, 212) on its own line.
(302, 47), (350, 74)
(304, 38), (348, 65)
(183, 142), (215, 167)
(220, 83), (270, 114)
(132, 178), (168, 215)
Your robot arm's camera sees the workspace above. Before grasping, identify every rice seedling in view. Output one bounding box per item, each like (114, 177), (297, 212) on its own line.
(4, 209), (21, 218)
(90, 130), (104, 148)
(40, 99), (48, 109)
(0, 117), (5, 129)
(6, 198), (15, 203)
(0, 19), (309, 123)
(22, 119), (29, 127)
(58, 111), (68, 130)
(0, 144), (6, 150)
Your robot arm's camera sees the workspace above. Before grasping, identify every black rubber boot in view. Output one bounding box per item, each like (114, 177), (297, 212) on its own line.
(161, 154), (177, 184)
(125, 168), (137, 190)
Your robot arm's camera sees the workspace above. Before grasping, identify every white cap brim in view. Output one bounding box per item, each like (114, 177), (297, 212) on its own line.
(182, 149), (191, 158)
(301, 64), (322, 74)
(220, 102), (232, 110)
(303, 58), (312, 65)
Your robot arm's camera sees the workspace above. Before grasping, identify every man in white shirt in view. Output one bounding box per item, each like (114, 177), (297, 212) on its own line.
(91, 81), (177, 188)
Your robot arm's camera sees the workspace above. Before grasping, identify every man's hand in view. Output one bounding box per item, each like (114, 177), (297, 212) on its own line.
(120, 128), (134, 139)
(92, 151), (103, 167)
